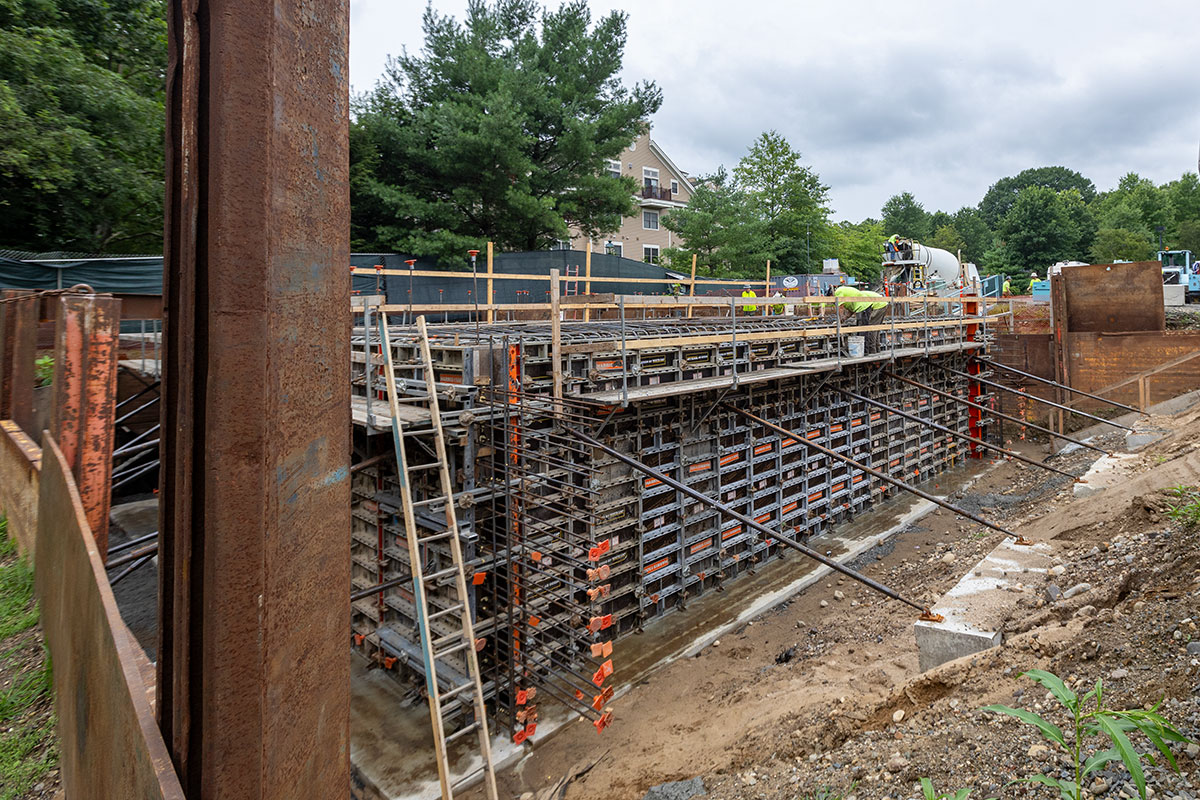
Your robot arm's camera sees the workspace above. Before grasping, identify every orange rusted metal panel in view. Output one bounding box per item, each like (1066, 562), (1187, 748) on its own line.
(36, 436), (186, 799)
(48, 294), (121, 555)
(1058, 261), (1165, 333)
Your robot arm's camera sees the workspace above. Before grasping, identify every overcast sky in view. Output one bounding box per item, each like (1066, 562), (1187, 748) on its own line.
(349, 1), (1200, 222)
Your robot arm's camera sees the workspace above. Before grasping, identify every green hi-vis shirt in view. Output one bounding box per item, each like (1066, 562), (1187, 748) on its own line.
(833, 286), (887, 313)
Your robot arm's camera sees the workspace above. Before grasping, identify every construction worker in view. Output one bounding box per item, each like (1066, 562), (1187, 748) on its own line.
(771, 292), (786, 315)
(1002, 277), (1012, 296)
(885, 233), (900, 259)
(832, 285), (889, 354)
(741, 284), (757, 314)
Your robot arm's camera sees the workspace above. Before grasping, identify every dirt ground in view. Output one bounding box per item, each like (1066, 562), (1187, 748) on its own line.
(479, 404), (1200, 800)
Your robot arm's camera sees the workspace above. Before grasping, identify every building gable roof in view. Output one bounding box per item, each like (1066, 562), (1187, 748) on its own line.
(647, 138), (696, 195)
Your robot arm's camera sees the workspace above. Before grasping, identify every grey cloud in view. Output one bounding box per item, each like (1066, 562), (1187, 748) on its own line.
(351, 0), (1200, 219)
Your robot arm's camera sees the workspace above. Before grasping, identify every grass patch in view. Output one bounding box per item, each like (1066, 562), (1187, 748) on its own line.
(1167, 485), (1200, 530)
(0, 515), (58, 799)
(0, 525), (37, 641)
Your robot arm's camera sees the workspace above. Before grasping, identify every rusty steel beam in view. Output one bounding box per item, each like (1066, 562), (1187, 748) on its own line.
(0, 290), (28, 420)
(0, 293), (38, 434)
(112, 293), (164, 320)
(159, 1), (350, 798)
(48, 294), (121, 555)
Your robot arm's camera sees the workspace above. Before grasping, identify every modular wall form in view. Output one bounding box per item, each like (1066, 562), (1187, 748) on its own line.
(349, 308), (992, 745)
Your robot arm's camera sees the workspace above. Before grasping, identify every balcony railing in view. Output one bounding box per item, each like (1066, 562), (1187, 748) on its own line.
(640, 185), (674, 201)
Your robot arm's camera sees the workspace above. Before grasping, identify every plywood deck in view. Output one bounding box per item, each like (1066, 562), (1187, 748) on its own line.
(579, 342), (982, 404)
(350, 394), (432, 431)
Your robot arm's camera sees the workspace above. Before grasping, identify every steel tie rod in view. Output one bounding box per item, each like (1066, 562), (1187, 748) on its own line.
(835, 387), (1079, 482)
(885, 371), (1111, 456)
(721, 404), (1029, 545)
(971, 358), (1141, 415)
(564, 425), (940, 619)
(935, 364), (1134, 431)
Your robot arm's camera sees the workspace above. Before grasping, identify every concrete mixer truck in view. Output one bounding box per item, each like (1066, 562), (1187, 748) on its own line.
(882, 240), (981, 297)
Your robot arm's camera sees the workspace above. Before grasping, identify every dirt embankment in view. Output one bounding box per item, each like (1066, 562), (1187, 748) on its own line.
(482, 403), (1200, 800)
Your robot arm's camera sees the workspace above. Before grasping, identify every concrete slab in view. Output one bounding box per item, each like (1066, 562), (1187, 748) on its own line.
(914, 538), (1055, 672)
(109, 498), (159, 537)
(1124, 429), (1168, 453)
(1071, 452), (1139, 498)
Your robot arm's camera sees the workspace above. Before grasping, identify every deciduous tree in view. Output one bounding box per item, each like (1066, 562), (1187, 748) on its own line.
(828, 220), (884, 283)
(732, 130), (830, 273)
(0, 0), (166, 252)
(349, 0), (662, 264)
(994, 186), (1091, 273)
(662, 167), (769, 278)
(880, 192), (930, 241)
(1090, 228), (1154, 263)
(979, 166), (1096, 229)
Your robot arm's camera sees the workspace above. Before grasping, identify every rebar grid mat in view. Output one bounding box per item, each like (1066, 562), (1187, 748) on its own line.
(350, 306), (974, 348)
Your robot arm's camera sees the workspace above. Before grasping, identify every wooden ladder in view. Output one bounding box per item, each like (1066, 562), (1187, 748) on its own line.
(376, 311), (499, 800)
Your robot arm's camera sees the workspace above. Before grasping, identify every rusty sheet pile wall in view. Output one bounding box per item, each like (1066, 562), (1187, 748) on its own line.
(348, 305), (992, 746)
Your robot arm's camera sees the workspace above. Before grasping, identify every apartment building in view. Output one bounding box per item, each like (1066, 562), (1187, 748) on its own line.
(568, 130), (695, 264)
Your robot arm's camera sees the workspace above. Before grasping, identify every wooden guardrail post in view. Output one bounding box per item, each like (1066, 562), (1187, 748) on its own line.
(687, 254), (697, 319)
(486, 241), (495, 323)
(583, 247), (593, 322)
(551, 269), (563, 410)
(764, 260), (771, 317)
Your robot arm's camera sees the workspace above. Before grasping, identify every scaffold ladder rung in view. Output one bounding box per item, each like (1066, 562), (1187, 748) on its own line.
(376, 308), (499, 800)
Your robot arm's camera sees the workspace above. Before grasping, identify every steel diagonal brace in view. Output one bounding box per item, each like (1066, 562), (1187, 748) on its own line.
(972, 357), (1141, 416)
(835, 387), (1079, 481)
(720, 403), (1032, 546)
(885, 370), (1111, 456)
(563, 426), (942, 621)
(935, 363), (1134, 431)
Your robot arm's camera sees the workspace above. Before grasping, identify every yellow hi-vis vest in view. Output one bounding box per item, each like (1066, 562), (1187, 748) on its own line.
(741, 289), (757, 313)
(833, 286), (887, 313)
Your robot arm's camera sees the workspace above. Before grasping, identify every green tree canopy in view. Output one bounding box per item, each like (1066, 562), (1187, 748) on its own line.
(349, 0), (662, 263)
(979, 166), (1096, 229)
(993, 186), (1092, 273)
(732, 130), (830, 273)
(661, 167), (769, 278)
(1090, 228), (1154, 264)
(1164, 172), (1200, 233)
(951, 207), (993, 264)
(828, 220), (884, 284)
(880, 192), (930, 240)
(928, 224), (966, 258)
(1176, 219), (1200, 255)
(0, 0), (166, 252)
(928, 210), (952, 234)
